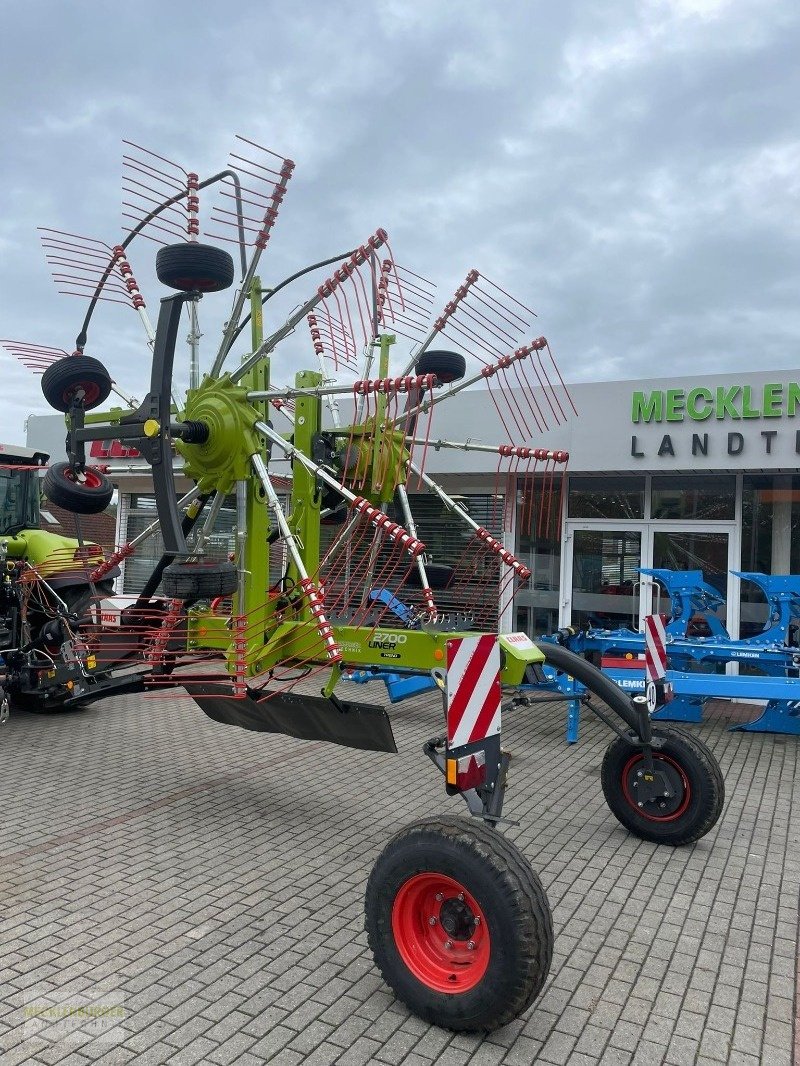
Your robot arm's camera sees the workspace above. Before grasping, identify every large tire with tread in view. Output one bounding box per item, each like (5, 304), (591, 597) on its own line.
(601, 726), (724, 846)
(41, 355), (112, 412)
(162, 560), (238, 600)
(365, 816), (552, 1031)
(156, 242), (234, 293)
(43, 463), (114, 515)
(415, 350), (467, 384)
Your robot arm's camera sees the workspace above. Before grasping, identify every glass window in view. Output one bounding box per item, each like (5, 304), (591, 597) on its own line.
(517, 474), (564, 634)
(650, 475), (735, 521)
(403, 493), (503, 629)
(568, 476), (645, 520)
(740, 475), (800, 639)
(570, 529), (642, 632)
(122, 493), (237, 595)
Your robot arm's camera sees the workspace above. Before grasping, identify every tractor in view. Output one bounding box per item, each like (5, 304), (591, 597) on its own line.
(0, 443), (117, 718)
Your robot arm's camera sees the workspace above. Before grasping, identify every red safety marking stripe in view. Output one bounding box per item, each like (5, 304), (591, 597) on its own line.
(468, 678), (501, 744)
(447, 634), (497, 745)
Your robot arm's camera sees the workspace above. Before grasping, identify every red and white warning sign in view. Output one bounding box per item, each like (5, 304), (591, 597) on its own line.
(446, 634), (501, 748)
(644, 614), (668, 682)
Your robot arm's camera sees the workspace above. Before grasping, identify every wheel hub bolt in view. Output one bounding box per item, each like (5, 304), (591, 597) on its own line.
(474, 916), (481, 925)
(638, 802), (643, 807)
(663, 791), (669, 797)
(637, 770), (643, 777)
(467, 941), (476, 951)
(458, 892), (464, 902)
(428, 916), (437, 926)
(445, 940), (452, 949)
(435, 893), (444, 902)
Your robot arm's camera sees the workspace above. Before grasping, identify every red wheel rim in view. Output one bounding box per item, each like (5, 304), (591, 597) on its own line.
(61, 381), (101, 406)
(391, 872), (490, 993)
(621, 752), (691, 822)
(61, 467), (104, 490)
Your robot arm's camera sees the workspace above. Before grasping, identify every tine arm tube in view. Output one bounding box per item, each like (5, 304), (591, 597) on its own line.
(408, 461), (531, 580)
(250, 453), (341, 662)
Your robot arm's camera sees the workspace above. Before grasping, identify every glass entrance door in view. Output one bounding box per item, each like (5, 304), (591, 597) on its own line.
(562, 521), (737, 635)
(566, 527), (643, 631)
(644, 525), (736, 636)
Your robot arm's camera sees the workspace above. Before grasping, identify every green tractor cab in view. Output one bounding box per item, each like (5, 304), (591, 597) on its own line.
(0, 444), (118, 714)
(0, 445), (107, 581)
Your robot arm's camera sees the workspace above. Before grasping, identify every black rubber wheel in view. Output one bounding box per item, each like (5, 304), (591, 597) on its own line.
(156, 242), (235, 293)
(415, 350), (467, 384)
(365, 816), (552, 1031)
(407, 562), (455, 590)
(41, 355), (112, 413)
(601, 726), (725, 846)
(43, 464), (113, 515)
(162, 560), (238, 600)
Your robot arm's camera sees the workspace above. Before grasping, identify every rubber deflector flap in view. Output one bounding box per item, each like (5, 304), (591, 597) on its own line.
(186, 683), (397, 754)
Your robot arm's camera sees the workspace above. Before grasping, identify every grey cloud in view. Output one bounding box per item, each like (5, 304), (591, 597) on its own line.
(0, 0), (798, 446)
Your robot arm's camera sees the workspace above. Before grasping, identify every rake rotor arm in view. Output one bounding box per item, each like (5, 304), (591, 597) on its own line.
(74, 169), (245, 352)
(210, 163), (294, 378)
(395, 483), (437, 614)
(226, 247), (360, 351)
(232, 229), (388, 384)
(232, 288), (331, 384)
(408, 461), (531, 582)
(250, 453), (341, 662)
(402, 439), (569, 463)
(398, 338), (549, 427)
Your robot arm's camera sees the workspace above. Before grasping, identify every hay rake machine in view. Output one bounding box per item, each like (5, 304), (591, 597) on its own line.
(15, 136), (725, 1030)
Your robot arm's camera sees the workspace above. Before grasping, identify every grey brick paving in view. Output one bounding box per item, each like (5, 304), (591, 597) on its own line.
(1, 690), (798, 1065)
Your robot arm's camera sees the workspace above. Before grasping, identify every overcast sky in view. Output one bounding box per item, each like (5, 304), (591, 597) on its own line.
(1, 0), (799, 447)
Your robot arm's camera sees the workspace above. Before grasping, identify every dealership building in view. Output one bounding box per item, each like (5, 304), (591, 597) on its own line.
(27, 364), (800, 638)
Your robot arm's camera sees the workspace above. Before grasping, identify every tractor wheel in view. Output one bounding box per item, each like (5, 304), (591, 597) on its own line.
(415, 350), (467, 384)
(601, 726), (724, 846)
(41, 355), (112, 412)
(407, 563), (455, 590)
(365, 816), (552, 1031)
(156, 243), (235, 293)
(43, 464), (114, 515)
(161, 560), (238, 600)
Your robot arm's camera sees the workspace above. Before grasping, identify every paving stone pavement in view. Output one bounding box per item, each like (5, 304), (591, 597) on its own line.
(0, 685), (798, 1066)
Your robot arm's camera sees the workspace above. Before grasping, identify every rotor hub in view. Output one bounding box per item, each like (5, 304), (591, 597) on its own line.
(176, 375), (261, 494)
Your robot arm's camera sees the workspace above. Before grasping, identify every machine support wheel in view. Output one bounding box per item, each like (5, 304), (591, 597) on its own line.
(156, 243), (235, 293)
(41, 355), (113, 413)
(43, 463), (114, 514)
(414, 350), (467, 384)
(161, 560), (238, 600)
(601, 726), (724, 846)
(365, 816), (552, 1031)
